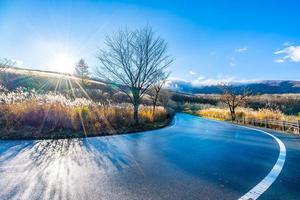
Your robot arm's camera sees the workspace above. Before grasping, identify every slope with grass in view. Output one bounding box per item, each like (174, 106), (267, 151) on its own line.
(0, 68), (173, 139)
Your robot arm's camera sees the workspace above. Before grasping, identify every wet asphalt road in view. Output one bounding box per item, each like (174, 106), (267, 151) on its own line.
(0, 113), (299, 200)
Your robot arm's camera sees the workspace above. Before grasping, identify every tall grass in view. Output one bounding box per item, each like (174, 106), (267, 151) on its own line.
(0, 86), (170, 138)
(198, 107), (299, 121)
(197, 107), (300, 133)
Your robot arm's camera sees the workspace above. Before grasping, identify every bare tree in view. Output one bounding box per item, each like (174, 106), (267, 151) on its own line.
(149, 72), (169, 114)
(157, 89), (171, 109)
(0, 59), (15, 86)
(96, 27), (172, 124)
(220, 84), (251, 121)
(0, 58), (14, 72)
(75, 59), (89, 85)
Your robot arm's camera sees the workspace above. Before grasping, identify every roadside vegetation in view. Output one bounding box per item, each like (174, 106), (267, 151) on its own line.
(176, 84), (300, 134)
(0, 85), (172, 139)
(181, 90), (300, 134)
(173, 93), (300, 116)
(196, 106), (299, 121)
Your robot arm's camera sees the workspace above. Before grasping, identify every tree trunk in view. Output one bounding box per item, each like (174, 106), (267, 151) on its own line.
(133, 99), (139, 125)
(229, 106), (236, 121)
(132, 88), (141, 124)
(152, 93), (158, 116)
(152, 103), (156, 115)
(231, 112), (236, 121)
(231, 109), (236, 121)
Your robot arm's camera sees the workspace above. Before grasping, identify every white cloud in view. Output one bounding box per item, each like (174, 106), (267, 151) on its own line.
(168, 76), (259, 87)
(195, 76), (205, 81)
(189, 71), (197, 75)
(192, 76), (234, 86)
(165, 76), (190, 89)
(274, 58), (284, 63)
(167, 76), (188, 81)
(190, 74), (259, 86)
(166, 76), (188, 85)
(274, 45), (300, 63)
(283, 41), (291, 46)
(230, 62), (236, 67)
(235, 47), (248, 53)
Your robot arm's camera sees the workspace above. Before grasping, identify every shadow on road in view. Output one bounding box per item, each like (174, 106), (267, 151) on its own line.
(0, 137), (135, 200)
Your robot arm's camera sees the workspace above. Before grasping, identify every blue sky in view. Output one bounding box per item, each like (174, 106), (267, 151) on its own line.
(0, 0), (299, 84)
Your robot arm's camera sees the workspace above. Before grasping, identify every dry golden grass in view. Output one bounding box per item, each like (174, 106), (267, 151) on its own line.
(197, 107), (300, 133)
(0, 101), (168, 134)
(197, 108), (228, 121)
(198, 107), (299, 122)
(0, 86), (170, 138)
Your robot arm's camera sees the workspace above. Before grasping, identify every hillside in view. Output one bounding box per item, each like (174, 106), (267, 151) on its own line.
(2, 67), (300, 95)
(0, 67), (126, 104)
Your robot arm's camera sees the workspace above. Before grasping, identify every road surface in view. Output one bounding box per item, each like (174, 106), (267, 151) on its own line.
(0, 113), (299, 200)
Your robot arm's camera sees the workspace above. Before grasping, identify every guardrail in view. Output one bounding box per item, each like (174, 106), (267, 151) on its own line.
(234, 117), (300, 134)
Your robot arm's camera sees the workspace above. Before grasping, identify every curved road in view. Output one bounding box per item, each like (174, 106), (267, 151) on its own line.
(0, 113), (300, 200)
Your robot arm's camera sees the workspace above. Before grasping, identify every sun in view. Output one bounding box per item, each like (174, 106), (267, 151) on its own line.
(48, 52), (76, 73)
(35, 39), (78, 73)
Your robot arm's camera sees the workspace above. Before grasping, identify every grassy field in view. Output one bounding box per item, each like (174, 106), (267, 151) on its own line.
(197, 107), (299, 121)
(182, 103), (300, 133)
(0, 83), (173, 139)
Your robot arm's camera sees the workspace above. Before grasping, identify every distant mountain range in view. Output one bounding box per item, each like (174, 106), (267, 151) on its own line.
(167, 80), (300, 94)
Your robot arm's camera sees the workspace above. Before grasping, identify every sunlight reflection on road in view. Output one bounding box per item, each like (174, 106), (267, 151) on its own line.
(0, 138), (136, 200)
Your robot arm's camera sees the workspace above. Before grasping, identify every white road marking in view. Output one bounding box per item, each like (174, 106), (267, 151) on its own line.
(167, 116), (177, 129)
(196, 115), (287, 200)
(238, 126), (286, 200)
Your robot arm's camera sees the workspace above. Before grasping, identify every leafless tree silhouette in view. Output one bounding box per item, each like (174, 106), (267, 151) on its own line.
(219, 84), (251, 121)
(75, 59), (89, 85)
(96, 27), (172, 124)
(0, 58), (14, 72)
(149, 72), (169, 114)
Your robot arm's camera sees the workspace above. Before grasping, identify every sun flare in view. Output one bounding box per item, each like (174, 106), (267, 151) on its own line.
(48, 52), (75, 73)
